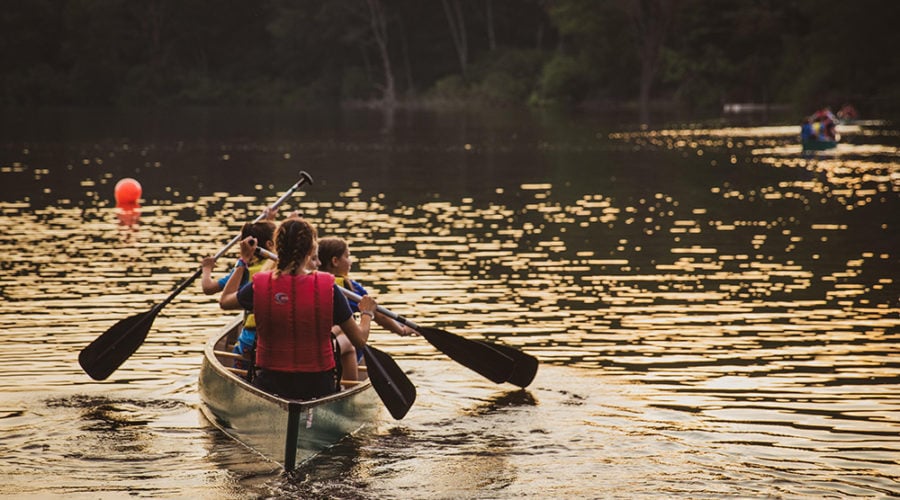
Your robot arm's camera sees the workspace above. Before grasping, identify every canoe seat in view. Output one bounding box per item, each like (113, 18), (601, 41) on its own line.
(214, 349), (249, 361)
(218, 350), (364, 387)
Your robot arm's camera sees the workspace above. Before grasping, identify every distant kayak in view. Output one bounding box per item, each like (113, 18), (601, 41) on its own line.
(801, 138), (838, 151)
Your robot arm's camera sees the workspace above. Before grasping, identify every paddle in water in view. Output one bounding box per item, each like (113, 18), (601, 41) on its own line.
(362, 345), (416, 419)
(339, 288), (538, 387)
(78, 171), (314, 380)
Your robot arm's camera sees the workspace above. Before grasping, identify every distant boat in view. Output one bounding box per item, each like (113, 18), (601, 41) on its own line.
(801, 138), (838, 151)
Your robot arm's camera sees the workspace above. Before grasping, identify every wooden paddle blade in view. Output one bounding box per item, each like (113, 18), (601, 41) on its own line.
(78, 309), (157, 380)
(362, 345), (416, 420)
(476, 341), (538, 388)
(418, 327), (514, 384)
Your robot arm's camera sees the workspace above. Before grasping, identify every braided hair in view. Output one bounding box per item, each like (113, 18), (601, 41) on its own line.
(274, 217), (317, 277)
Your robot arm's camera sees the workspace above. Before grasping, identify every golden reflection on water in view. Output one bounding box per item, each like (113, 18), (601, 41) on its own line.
(1, 118), (898, 496)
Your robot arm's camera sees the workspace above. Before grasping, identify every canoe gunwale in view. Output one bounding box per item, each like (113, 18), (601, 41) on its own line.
(801, 138), (838, 151)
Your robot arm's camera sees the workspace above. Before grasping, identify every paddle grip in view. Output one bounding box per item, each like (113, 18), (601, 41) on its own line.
(210, 171), (313, 260)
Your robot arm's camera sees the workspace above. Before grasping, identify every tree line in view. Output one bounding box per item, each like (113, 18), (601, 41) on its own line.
(2, 0), (898, 118)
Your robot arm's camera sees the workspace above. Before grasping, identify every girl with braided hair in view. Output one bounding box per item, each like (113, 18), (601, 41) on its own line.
(219, 217), (377, 400)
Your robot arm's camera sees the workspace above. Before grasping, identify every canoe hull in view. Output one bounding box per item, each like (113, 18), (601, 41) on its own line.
(801, 139), (838, 151)
(198, 316), (380, 470)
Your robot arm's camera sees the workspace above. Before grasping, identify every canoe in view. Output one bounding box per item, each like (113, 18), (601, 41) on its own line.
(801, 138), (838, 151)
(198, 315), (381, 471)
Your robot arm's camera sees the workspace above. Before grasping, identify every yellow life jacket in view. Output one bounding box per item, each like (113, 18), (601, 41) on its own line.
(242, 258), (268, 329)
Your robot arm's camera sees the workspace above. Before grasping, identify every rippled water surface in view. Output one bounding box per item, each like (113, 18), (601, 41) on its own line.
(1, 109), (898, 498)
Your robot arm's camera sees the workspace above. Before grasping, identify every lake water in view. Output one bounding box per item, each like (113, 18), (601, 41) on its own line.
(0, 108), (898, 498)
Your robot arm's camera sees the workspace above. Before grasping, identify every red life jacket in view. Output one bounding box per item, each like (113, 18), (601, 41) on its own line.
(252, 271), (336, 372)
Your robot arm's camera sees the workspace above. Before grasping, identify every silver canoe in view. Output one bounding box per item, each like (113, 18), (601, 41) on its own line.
(198, 315), (381, 471)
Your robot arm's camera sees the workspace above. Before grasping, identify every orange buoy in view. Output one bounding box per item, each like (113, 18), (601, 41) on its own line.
(114, 178), (142, 207)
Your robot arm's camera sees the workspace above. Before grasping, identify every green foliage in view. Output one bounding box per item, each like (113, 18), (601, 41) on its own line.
(659, 45), (733, 111)
(341, 67), (375, 101)
(534, 54), (591, 106)
(546, 0), (611, 37)
(469, 49), (547, 104)
(0, 0), (896, 113)
(428, 74), (468, 101)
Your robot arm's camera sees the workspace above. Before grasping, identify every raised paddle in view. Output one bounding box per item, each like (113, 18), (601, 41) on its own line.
(78, 171), (314, 381)
(339, 288), (538, 387)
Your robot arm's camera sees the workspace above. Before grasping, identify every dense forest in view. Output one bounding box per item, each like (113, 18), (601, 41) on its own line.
(2, 0), (898, 117)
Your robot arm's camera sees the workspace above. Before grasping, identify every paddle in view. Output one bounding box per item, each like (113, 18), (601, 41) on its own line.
(362, 345), (416, 419)
(475, 340), (538, 388)
(78, 171), (314, 381)
(339, 288), (538, 387)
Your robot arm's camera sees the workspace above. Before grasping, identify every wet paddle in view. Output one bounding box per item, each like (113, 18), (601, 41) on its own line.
(362, 345), (416, 419)
(78, 171), (314, 381)
(475, 340), (538, 388)
(339, 288), (537, 387)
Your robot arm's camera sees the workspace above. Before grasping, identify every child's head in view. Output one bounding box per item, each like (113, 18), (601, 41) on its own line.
(241, 221), (276, 251)
(318, 236), (349, 275)
(274, 217), (317, 276)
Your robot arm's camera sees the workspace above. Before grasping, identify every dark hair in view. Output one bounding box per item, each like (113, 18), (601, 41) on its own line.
(241, 221), (276, 248)
(317, 236), (348, 274)
(274, 217), (317, 277)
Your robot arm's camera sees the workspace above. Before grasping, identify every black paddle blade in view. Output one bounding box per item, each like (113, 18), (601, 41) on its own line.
(418, 327), (515, 384)
(362, 345), (416, 420)
(78, 309), (157, 380)
(476, 341), (538, 388)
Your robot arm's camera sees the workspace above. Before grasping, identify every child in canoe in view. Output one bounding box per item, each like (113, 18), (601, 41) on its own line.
(220, 217), (378, 399)
(201, 220), (276, 368)
(318, 236), (416, 380)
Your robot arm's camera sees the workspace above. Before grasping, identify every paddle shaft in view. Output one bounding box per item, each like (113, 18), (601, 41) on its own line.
(212, 171), (312, 261)
(78, 171), (313, 380)
(339, 288), (422, 330)
(155, 172), (312, 309)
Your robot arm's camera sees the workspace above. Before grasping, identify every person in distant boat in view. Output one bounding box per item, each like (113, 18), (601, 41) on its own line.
(837, 104), (858, 122)
(807, 108), (836, 142)
(800, 118), (816, 142)
(318, 236), (416, 380)
(219, 217), (377, 400)
(200, 219), (276, 369)
(823, 119), (836, 141)
(814, 107), (837, 141)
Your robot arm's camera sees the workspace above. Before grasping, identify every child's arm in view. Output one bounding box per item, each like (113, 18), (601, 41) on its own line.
(375, 311), (417, 336)
(200, 256), (223, 295)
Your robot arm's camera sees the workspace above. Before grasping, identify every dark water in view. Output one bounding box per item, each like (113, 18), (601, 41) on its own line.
(1, 108), (898, 498)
